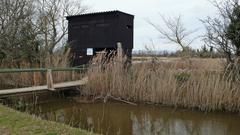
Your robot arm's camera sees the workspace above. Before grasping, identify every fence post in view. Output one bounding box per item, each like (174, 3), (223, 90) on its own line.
(46, 69), (55, 91)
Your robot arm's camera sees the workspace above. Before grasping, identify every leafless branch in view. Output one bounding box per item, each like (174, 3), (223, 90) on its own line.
(148, 15), (198, 53)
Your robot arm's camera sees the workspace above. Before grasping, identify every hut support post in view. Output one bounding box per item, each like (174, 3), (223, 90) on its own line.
(117, 42), (123, 63)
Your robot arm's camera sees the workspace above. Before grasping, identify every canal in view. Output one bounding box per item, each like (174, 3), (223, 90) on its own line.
(4, 95), (240, 135)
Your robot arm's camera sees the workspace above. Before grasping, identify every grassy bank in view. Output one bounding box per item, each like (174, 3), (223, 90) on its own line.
(0, 104), (96, 135)
(85, 55), (240, 112)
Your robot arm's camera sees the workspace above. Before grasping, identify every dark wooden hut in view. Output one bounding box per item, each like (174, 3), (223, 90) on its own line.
(66, 10), (134, 66)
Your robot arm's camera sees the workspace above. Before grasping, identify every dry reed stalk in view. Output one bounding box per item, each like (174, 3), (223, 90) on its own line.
(0, 49), (83, 89)
(85, 54), (240, 112)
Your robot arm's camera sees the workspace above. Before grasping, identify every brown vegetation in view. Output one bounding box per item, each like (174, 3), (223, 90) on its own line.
(84, 54), (240, 112)
(133, 57), (224, 71)
(0, 51), (84, 89)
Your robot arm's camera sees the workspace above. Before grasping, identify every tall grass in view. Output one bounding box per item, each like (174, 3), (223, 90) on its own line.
(85, 54), (240, 112)
(0, 49), (84, 89)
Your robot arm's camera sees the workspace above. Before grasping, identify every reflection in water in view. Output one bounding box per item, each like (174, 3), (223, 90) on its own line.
(23, 99), (240, 135)
(131, 113), (228, 135)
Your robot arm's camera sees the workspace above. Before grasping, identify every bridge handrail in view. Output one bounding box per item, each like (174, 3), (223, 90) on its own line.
(0, 58), (127, 74)
(0, 67), (87, 73)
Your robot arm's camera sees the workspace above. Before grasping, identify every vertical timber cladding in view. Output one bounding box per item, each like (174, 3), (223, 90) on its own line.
(66, 11), (134, 66)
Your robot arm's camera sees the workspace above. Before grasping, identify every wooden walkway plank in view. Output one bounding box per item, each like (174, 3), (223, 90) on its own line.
(0, 77), (88, 95)
(54, 77), (88, 89)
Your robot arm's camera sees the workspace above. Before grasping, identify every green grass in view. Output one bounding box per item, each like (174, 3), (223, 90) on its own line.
(0, 104), (97, 135)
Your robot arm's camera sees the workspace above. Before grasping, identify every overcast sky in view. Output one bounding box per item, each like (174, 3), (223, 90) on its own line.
(85, 0), (220, 51)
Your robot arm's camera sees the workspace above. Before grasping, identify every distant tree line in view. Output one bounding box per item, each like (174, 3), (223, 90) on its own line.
(0, 0), (88, 67)
(133, 46), (223, 58)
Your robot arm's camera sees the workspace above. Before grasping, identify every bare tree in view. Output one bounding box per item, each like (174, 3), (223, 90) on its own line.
(148, 15), (197, 55)
(0, 0), (39, 64)
(202, 0), (240, 76)
(36, 0), (88, 52)
(0, 0), (88, 66)
(34, 0), (88, 65)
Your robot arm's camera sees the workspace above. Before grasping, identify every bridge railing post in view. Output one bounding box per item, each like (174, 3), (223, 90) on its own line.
(33, 72), (37, 86)
(46, 69), (55, 91)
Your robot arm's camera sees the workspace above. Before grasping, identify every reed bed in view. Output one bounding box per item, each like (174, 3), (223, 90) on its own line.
(85, 55), (240, 112)
(0, 50), (84, 89)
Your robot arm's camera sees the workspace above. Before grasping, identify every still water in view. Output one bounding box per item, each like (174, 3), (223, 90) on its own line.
(19, 98), (240, 135)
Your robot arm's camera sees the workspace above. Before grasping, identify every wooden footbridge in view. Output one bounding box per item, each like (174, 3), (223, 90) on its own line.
(0, 67), (88, 96)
